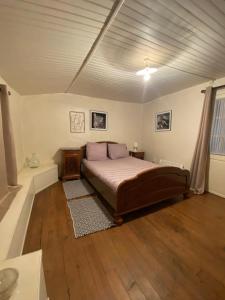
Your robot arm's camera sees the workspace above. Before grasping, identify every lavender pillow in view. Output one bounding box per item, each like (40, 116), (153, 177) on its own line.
(86, 142), (107, 161)
(108, 143), (129, 160)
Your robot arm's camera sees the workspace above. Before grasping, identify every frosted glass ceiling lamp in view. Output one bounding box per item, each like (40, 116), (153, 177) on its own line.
(136, 58), (157, 81)
(144, 73), (151, 81)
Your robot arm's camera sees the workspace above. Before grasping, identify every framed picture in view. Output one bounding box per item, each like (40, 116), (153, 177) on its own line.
(90, 110), (108, 130)
(155, 110), (172, 131)
(70, 111), (85, 133)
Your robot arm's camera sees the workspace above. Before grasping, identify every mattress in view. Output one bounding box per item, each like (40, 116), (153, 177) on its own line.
(82, 157), (158, 192)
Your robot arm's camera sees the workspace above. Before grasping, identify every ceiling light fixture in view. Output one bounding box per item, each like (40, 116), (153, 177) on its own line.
(136, 58), (157, 81)
(144, 73), (151, 81)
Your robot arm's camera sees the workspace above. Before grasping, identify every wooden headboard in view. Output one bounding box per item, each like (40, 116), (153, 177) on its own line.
(80, 141), (118, 159)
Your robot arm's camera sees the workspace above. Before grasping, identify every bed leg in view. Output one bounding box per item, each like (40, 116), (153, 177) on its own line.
(113, 215), (123, 226)
(183, 191), (189, 199)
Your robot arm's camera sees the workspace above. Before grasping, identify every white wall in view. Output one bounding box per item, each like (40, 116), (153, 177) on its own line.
(142, 82), (206, 168)
(142, 79), (225, 198)
(2, 72), (224, 198)
(21, 93), (143, 166)
(0, 76), (24, 171)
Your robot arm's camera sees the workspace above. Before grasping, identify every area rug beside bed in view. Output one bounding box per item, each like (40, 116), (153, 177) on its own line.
(67, 196), (115, 238)
(63, 179), (94, 199)
(63, 179), (115, 238)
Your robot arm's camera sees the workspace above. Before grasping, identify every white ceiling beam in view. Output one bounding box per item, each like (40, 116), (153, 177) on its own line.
(65, 0), (125, 92)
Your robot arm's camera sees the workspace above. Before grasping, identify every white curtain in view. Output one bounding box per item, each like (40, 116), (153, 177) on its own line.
(210, 98), (225, 155)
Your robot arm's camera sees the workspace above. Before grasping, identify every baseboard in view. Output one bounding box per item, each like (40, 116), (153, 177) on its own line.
(208, 189), (225, 199)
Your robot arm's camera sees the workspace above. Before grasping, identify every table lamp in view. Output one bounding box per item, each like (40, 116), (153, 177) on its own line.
(133, 142), (138, 152)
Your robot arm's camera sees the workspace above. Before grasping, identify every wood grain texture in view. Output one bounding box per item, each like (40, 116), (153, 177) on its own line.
(82, 161), (190, 222)
(23, 182), (225, 300)
(62, 149), (81, 180)
(81, 141), (190, 224)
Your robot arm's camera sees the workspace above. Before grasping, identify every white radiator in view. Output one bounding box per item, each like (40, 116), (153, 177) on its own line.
(159, 159), (184, 169)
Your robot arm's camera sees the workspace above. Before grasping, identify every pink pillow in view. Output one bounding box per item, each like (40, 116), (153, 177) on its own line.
(108, 143), (129, 160)
(86, 142), (107, 161)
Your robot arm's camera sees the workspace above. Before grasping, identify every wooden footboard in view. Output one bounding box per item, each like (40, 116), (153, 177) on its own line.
(82, 163), (190, 224)
(81, 142), (190, 224)
(116, 166), (190, 215)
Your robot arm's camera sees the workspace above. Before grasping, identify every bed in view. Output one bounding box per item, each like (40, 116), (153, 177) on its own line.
(81, 142), (190, 224)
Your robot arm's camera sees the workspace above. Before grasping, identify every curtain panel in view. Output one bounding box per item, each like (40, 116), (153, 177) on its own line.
(190, 86), (216, 194)
(0, 100), (8, 200)
(0, 84), (18, 205)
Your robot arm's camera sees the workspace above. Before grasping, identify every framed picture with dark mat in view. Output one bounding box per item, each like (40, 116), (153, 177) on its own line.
(155, 110), (172, 132)
(90, 110), (108, 131)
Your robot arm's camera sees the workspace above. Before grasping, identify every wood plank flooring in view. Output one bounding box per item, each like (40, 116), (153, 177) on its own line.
(23, 182), (225, 300)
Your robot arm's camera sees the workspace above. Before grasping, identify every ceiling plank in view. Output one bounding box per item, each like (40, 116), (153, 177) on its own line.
(65, 0), (125, 92)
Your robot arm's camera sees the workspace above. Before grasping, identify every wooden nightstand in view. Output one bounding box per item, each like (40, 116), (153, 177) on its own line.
(61, 148), (81, 181)
(129, 151), (145, 160)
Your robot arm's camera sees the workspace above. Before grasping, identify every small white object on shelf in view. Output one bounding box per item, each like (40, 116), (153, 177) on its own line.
(28, 153), (40, 168)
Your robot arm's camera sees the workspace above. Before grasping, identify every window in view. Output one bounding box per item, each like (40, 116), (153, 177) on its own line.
(210, 97), (225, 155)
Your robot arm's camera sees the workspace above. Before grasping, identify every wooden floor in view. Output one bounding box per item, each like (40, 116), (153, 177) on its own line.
(23, 182), (225, 300)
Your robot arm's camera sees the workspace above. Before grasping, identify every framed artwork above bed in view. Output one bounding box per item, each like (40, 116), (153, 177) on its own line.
(70, 111), (85, 133)
(155, 110), (172, 132)
(90, 110), (108, 131)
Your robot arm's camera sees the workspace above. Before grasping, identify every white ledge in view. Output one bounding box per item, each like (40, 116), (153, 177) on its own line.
(0, 250), (48, 299)
(0, 164), (58, 260)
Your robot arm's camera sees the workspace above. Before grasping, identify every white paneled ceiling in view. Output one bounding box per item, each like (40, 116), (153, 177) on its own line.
(0, 0), (225, 102)
(0, 0), (114, 94)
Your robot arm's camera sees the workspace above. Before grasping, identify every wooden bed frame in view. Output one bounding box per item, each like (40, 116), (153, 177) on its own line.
(81, 142), (190, 224)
